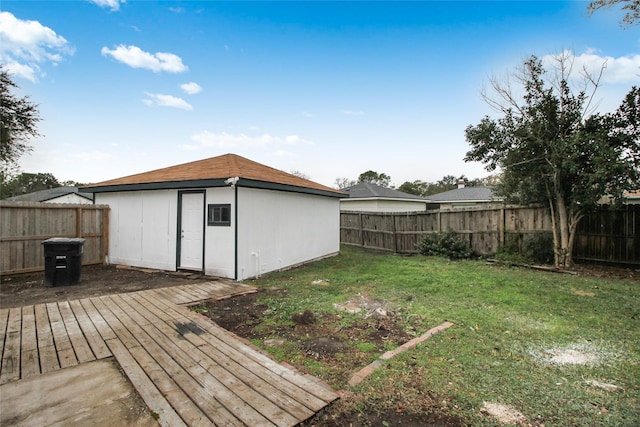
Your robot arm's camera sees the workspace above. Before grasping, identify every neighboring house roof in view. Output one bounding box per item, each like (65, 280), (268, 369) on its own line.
(599, 189), (640, 205)
(342, 182), (426, 200)
(427, 186), (503, 203)
(625, 190), (640, 200)
(5, 186), (94, 203)
(81, 153), (345, 198)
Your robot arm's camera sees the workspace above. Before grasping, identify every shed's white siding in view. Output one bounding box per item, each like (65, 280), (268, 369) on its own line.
(97, 186), (339, 280)
(203, 187), (236, 278)
(44, 194), (93, 204)
(96, 190), (177, 271)
(236, 188), (339, 280)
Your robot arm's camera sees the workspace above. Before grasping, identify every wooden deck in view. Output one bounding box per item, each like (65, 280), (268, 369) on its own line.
(0, 281), (339, 426)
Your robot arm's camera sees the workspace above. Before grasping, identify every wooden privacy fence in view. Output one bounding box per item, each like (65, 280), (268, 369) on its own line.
(0, 201), (109, 274)
(573, 204), (640, 265)
(341, 204), (639, 265)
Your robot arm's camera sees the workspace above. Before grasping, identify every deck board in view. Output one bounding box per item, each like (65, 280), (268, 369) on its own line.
(58, 301), (96, 364)
(0, 307), (22, 384)
(68, 300), (112, 359)
(20, 306), (39, 379)
(0, 308), (9, 361)
(0, 281), (339, 426)
(46, 302), (78, 369)
(34, 303), (59, 373)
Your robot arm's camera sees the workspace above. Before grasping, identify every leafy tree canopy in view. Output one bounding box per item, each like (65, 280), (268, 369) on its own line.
(397, 174), (500, 197)
(588, 0), (640, 26)
(0, 66), (41, 174)
(464, 53), (640, 267)
(358, 170), (392, 187)
(336, 172), (499, 195)
(1, 172), (61, 199)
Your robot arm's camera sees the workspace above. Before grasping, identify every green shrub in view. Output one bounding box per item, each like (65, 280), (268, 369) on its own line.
(493, 235), (529, 263)
(417, 231), (473, 259)
(522, 232), (554, 265)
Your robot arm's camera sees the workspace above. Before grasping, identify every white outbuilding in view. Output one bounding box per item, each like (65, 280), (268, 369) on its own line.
(81, 154), (344, 280)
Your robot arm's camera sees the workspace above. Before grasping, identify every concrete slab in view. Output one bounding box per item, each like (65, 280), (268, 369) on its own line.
(0, 359), (158, 427)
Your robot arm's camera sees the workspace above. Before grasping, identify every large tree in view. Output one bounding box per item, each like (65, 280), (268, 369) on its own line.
(0, 67), (42, 174)
(464, 54), (640, 267)
(0, 172), (60, 199)
(588, 0), (640, 26)
(397, 174), (498, 197)
(358, 170), (391, 187)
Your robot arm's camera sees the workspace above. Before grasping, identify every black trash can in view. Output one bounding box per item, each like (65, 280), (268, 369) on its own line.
(42, 238), (85, 287)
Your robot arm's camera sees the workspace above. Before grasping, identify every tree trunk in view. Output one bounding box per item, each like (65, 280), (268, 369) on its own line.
(547, 196), (561, 267)
(556, 194), (572, 268)
(565, 211), (583, 268)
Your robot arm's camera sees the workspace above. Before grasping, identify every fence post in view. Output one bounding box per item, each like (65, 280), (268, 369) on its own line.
(499, 207), (505, 248)
(392, 213), (397, 253)
(102, 208), (109, 264)
(76, 207), (83, 238)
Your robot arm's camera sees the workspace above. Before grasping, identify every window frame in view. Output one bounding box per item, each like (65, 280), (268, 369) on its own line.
(207, 204), (231, 226)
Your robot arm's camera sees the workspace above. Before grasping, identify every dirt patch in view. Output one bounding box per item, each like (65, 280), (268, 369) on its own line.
(199, 289), (412, 373)
(571, 288), (596, 297)
(303, 400), (466, 426)
(572, 263), (640, 281)
(333, 294), (391, 317)
(0, 264), (215, 309)
(480, 401), (527, 425)
(197, 289), (467, 426)
(529, 341), (619, 366)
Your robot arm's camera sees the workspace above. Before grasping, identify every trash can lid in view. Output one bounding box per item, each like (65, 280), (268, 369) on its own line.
(42, 237), (86, 245)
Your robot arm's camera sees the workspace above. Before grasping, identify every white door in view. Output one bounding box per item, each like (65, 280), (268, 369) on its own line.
(179, 192), (204, 270)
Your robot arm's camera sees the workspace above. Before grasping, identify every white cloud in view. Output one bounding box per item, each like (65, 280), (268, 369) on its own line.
(341, 110), (365, 116)
(69, 151), (114, 161)
(0, 11), (74, 81)
(143, 93), (193, 110)
(180, 82), (202, 95)
(542, 50), (640, 84)
(88, 0), (125, 12)
(273, 150), (294, 158)
(186, 131), (312, 150)
(101, 44), (188, 73)
(284, 135), (309, 145)
(2, 61), (38, 82)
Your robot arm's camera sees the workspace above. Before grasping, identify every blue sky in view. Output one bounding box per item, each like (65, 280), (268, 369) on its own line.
(2, 1), (639, 188)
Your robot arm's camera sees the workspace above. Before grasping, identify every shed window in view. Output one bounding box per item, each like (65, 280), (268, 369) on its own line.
(208, 204), (231, 226)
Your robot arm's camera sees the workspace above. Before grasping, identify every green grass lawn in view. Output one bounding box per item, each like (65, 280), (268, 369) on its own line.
(245, 245), (640, 426)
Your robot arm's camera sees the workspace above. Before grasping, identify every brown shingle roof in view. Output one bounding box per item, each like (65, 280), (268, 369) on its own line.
(86, 153), (343, 195)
